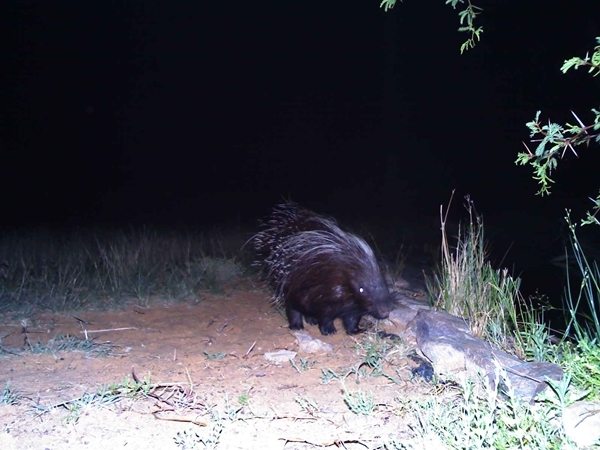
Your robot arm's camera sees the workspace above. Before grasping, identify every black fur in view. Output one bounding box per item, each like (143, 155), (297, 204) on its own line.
(252, 203), (395, 335)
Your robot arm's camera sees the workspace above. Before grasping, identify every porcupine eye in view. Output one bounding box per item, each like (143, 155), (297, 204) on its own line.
(358, 287), (364, 293)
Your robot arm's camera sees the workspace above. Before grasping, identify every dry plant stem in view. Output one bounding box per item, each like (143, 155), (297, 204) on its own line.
(280, 437), (370, 448)
(217, 321), (228, 333)
(82, 327), (137, 334)
(130, 366), (208, 418)
(151, 411), (208, 426)
(441, 192), (454, 295)
(438, 189), (456, 310)
(244, 340), (257, 358)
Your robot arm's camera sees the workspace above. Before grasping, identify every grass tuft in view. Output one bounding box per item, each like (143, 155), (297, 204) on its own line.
(426, 194), (540, 358)
(392, 364), (575, 449)
(0, 382), (23, 405)
(343, 388), (376, 415)
(0, 227), (248, 314)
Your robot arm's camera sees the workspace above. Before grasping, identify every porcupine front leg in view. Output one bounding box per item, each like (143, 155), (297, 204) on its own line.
(286, 305), (305, 330)
(341, 313), (362, 335)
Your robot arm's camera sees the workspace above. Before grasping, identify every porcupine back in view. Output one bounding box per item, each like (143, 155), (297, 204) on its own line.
(253, 203), (394, 335)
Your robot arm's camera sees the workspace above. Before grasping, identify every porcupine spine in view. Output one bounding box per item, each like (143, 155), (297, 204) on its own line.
(253, 202), (394, 336)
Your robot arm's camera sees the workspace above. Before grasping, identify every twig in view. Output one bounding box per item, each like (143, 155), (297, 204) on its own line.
(151, 411), (208, 425)
(217, 321), (228, 333)
(279, 437), (369, 448)
(81, 327), (137, 334)
(244, 340), (257, 358)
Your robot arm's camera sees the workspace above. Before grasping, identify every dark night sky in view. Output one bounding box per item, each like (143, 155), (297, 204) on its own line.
(3, 0), (599, 246)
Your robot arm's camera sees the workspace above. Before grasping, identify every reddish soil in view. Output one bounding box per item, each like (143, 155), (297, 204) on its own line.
(0, 283), (434, 450)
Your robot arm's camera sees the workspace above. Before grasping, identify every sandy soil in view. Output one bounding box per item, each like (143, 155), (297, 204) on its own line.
(0, 283), (435, 450)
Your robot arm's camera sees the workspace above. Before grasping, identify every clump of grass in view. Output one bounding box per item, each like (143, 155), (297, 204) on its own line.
(290, 357), (315, 373)
(352, 333), (405, 382)
(563, 214), (600, 340)
(318, 334), (408, 385)
(203, 350), (227, 360)
(0, 227), (248, 314)
(16, 319), (113, 356)
(31, 374), (153, 423)
(320, 367), (348, 384)
(343, 388), (376, 416)
(236, 392), (250, 407)
(27, 334), (113, 356)
(513, 296), (561, 363)
(35, 369), (209, 424)
(357, 334), (391, 373)
(173, 428), (205, 450)
(426, 194), (528, 356)
(561, 338), (600, 402)
(295, 395), (321, 416)
(392, 365), (575, 449)
(174, 411), (222, 450)
(0, 382), (23, 405)
(559, 214), (600, 400)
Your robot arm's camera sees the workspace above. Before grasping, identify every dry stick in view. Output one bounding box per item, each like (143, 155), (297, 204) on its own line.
(141, 363), (205, 420)
(185, 366), (194, 388)
(280, 437), (369, 448)
(244, 340), (257, 358)
(151, 411), (208, 426)
(217, 321), (228, 333)
(72, 316), (89, 325)
(82, 327), (137, 334)
(131, 366), (206, 417)
(130, 367), (199, 391)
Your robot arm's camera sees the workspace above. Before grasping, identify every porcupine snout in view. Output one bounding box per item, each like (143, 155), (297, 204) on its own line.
(351, 276), (394, 320)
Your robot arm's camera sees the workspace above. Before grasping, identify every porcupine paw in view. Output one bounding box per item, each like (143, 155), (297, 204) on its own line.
(304, 316), (318, 326)
(286, 308), (305, 330)
(318, 319), (337, 335)
(342, 314), (362, 335)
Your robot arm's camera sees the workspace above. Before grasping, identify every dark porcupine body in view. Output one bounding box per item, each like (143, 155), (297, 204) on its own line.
(253, 203), (395, 335)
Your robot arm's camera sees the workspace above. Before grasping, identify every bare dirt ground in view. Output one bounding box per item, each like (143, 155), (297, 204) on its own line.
(0, 282), (435, 450)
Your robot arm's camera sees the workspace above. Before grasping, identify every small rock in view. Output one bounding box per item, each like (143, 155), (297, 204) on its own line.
(0, 432), (17, 450)
(563, 401), (600, 448)
(264, 350), (297, 363)
(294, 331), (333, 353)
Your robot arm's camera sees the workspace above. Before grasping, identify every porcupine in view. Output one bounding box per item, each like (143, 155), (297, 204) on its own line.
(252, 202), (395, 335)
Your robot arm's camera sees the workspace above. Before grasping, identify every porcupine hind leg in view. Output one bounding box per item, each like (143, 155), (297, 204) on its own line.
(285, 305), (305, 330)
(341, 313), (363, 335)
(304, 316), (318, 325)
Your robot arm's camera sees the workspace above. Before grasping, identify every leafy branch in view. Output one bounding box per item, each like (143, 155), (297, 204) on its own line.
(515, 37), (600, 226)
(379, 0), (397, 13)
(561, 37), (600, 77)
(516, 110), (600, 195)
(379, 0), (483, 53)
(449, 0), (484, 53)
